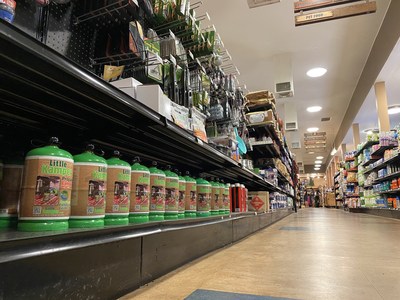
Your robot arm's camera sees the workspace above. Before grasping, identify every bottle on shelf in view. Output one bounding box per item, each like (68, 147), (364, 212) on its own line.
(175, 169), (186, 219)
(130, 157), (150, 224)
(148, 161), (166, 221)
(105, 151), (131, 226)
(164, 165), (179, 220)
(70, 144), (107, 228)
(209, 177), (220, 215)
(196, 175), (211, 217)
(184, 171), (197, 218)
(18, 137), (74, 232)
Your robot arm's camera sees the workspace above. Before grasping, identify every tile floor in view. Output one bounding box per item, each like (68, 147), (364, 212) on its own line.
(121, 209), (400, 300)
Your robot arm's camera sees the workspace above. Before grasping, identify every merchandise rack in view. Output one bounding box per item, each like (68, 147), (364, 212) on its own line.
(354, 140), (379, 157)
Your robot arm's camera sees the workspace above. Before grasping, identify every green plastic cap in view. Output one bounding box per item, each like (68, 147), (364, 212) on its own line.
(196, 177), (210, 185)
(26, 137), (73, 160)
(149, 161), (165, 176)
(73, 144), (107, 164)
(184, 171), (196, 183)
(131, 157), (150, 172)
(164, 165), (178, 178)
(106, 151), (130, 167)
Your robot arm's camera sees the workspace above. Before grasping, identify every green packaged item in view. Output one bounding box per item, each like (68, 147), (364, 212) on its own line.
(164, 166), (179, 220)
(69, 145), (107, 229)
(184, 171), (197, 218)
(18, 137), (74, 232)
(175, 169), (186, 219)
(196, 177), (211, 217)
(130, 157), (150, 224)
(149, 162), (166, 221)
(209, 178), (220, 215)
(105, 151), (131, 226)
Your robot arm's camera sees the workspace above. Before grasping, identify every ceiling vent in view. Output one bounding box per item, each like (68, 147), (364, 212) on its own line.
(284, 102), (297, 131)
(247, 0), (280, 9)
(286, 121), (298, 131)
(321, 117), (331, 122)
(275, 81), (294, 98)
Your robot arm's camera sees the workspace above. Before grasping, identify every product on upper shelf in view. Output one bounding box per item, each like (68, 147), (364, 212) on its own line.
(196, 176), (211, 217)
(105, 151), (131, 226)
(148, 161), (166, 221)
(0, 160), (23, 229)
(18, 137), (74, 232)
(184, 171), (197, 218)
(130, 157), (150, 224)
(0, 0), (16, 23)
(245, 90), (275, 106)
(164, 166), (179, 220)
(245, 109), (274, 125)
(70, 145), (107, 228)
(175, 169), (186, 219)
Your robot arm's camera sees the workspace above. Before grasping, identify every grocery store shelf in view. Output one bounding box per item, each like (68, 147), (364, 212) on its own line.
(378, 188), (400, 195)
(373, 170), (400, 184)
(346, 194), (360, 197)
(361, 156), (380, 167)
(345, 157), (355, 162)
(0, 20), (286, 191)
(354, 140), (379, 157)
(370, 145), (396, 157)
(363, 153), (400, 174)
(347, 167), (358, 172)
(334, 172), (340, 179)
(349, 207), (400, 220)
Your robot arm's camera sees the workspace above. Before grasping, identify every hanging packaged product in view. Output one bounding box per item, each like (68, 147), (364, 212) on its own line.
(224, 182), (231, 214)
(18, 137), (74, 231)
(130, 157), (150, 224)
(149, 162), (166, 221)
(184, 171), (197, 218)
(0, 160), (24, 228)
(70, 145), (107, 228)
(210, 178), (220, 215)
(175, 169), (186, 219)
(164, 166), (179, 220)
(196, 177), (211, 217)
(105, 151), (131, 226)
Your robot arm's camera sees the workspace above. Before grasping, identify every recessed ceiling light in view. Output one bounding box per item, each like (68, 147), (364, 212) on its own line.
(314, 167), (321, 171)
(307, 106), (322, 113)
(331, 148), (337, 155)
(308, 152), (315, 154)
(388, 105), (400, 115)
(307, 67), (327, 78)
(307, 127), (319, 133)
(315, 160), (322, 164)
(363, 128), (379, 134)
(315, 164), (321, 168)
(316, 156), (324, 160)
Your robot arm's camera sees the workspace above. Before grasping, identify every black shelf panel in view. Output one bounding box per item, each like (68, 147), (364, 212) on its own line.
(361, 156), (380, 167)
(378, 188), (400, 195)
(334, 172), (340, 179)
(354, 140), (379, 157)
(0, 20), (285, 191)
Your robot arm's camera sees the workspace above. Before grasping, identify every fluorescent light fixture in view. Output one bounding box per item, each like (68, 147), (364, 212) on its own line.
(331, 148), (337, 155)
(315, 160), (322, 164)
(307, 106), (322, 113)
(388, 104), (400, 115)
(316, 156), (324, 160)
(307, 67), (327, 78)
(315, 164), (321, 168)
(314, 167), (321, 171)
(307, 127), (319, 133)
(308, 151), (315, 154)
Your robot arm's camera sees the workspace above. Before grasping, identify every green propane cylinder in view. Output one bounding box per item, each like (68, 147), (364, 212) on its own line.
(70, 145), (107, 228)
(0, 159), (24, 229)
(164, 166), (179, 220)
(105, 151), (131, 226)
(224, 183), (231, 214)
(130, 157), (150, 224)
(175, 169), (186, 219)
(209, 177), (220, 216)
(18, 137), (74, 231)
(196, 177), (211, 217)
(184, 171), (196, 218)
(218, 179), (225, 215)
(149, 162), (166, 221)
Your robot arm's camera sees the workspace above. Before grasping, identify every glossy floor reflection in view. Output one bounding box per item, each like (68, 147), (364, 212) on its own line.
(121, 209), (400, 300)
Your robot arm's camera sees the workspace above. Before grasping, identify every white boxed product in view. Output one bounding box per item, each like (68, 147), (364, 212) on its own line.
(110, 77), (142, 99)
(136, 85), (172, 121)
(171, 102), (190, 130)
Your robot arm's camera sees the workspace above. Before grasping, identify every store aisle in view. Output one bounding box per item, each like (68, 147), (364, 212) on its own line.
(121, 209), (400, 300)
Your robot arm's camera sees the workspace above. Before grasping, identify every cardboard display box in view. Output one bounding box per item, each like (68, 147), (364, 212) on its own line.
(247, 191), (269, 213)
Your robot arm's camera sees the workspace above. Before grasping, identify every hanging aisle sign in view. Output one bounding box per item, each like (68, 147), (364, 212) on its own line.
(294, 0), (364, 12)
(295, 1), (376, 26)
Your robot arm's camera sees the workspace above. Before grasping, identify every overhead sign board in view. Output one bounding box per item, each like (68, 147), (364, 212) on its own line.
(295, 1), (376, 26)
(294, 0), (364, 12)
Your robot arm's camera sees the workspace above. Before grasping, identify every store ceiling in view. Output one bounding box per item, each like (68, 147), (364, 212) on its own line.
(196, 0), (396, 172)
